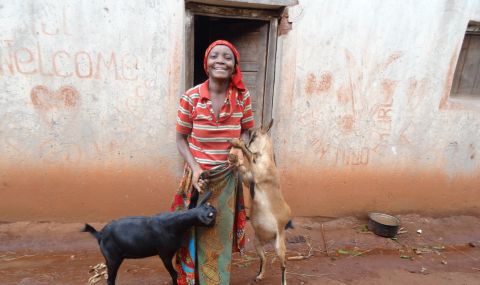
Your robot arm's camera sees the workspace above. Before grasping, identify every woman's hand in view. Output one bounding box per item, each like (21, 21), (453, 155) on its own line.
(176, 133), (207, 192)
(191, 164), (207, 193)
(229, 130), (249, 167)
(229, 147), (244, 167)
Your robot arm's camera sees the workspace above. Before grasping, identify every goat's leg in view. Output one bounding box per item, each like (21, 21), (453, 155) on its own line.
(104, 256), (123, 285)
(254, 236), (266, 281)
(229, 138), (254, 161)
(229, 153), (254, 184)
(159, 254), (178, 285)
(275, 229), (288, 285)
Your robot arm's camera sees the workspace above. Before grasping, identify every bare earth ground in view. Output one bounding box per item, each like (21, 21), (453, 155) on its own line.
(1, 214), (479, 285)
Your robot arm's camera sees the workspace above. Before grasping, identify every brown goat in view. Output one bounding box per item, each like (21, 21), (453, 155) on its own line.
(229, 120), (292, 285)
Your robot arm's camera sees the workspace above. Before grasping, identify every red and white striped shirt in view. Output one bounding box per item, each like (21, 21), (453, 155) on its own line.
(176, 80), (255, 170)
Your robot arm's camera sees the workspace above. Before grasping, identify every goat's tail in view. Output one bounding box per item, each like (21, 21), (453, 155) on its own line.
(81, 223), (102, 242)
(285, 220), (294, 230)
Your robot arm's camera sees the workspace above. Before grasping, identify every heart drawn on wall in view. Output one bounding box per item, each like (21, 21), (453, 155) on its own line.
(29, 85), (83, 162)
(30, 85), (80, 110)
(30, 85), (81, 129)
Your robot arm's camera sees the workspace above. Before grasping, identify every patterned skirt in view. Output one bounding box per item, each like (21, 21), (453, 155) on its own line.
(170, 164), (246, 285)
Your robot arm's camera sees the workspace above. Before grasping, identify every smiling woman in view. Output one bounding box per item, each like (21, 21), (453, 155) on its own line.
(172, 40), (254, 285)
(206, 45), (236, 119)
(206, 45), (235, 81)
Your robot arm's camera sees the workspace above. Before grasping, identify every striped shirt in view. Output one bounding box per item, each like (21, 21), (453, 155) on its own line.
(176, 80), (255, 170)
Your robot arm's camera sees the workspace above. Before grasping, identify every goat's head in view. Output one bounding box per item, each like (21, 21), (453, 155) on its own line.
(195, 191), (217, 227)
(247, 119), (274, 156)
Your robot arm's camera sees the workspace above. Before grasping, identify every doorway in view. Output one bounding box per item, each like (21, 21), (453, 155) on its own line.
(194, 16), (269, 124)
(185, 3), (281, 126)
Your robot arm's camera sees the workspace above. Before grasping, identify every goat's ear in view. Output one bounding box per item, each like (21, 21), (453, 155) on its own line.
(262, 119), (274, 133)
(197, 191), (212, 207)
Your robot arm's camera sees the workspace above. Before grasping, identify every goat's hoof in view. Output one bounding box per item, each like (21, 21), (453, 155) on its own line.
(228, 153), (238, 164)
(254, 275), (264, 282)
(229, 138), (242, 146)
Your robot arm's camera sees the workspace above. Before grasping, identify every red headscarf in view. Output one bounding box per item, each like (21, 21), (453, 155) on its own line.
(203, 40), (246, 91)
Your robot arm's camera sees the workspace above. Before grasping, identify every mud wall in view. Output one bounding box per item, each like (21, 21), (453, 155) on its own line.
(0, 1), (184, 221)
(1, 0), (480, 222)
(273, 0), (480, 217)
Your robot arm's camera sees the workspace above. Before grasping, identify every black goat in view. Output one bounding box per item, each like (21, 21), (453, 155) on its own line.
(82, 191), (216, 285)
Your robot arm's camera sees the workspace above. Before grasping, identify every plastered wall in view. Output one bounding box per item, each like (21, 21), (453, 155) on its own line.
(0, 0), (185, 221)
(273, 0), (480, 216)
(1, 0), (479, 221)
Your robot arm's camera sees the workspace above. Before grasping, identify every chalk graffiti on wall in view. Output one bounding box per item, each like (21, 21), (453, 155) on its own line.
(302, 49), (409, 166)
(0, 4), (140, 81)
(39, 139), (84, 164)
(0, 4), (171, 165)
(1, 111), (41, 156)
(305, 72), (333, 95)
(31, 5), (71, 36)
(336, 146), (369, 166)
(28, 84), (91, 164)
(31, 85), (79, 110)
(23, 81), (169, 165)
(0, 41), (139, 81)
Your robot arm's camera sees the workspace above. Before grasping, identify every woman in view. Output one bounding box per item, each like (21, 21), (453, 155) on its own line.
(171, 40), (254, 285)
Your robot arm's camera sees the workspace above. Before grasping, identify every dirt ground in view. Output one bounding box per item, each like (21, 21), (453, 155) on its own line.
(1, 214), (479, 285)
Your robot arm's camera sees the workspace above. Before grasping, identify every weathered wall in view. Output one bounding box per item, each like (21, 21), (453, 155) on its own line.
(1, 0), (480, 222)
(273, 0), (480, 217)
(0, 0), (185, 221)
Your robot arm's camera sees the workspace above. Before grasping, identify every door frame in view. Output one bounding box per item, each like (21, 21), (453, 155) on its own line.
(184, 2), (282, 126)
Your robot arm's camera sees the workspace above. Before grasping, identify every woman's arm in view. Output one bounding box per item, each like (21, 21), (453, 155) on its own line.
(229, 129), (251, 166)
(176, 133), (204, 191)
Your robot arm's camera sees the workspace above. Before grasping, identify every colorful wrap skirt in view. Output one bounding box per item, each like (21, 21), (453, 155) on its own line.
(170, 164), (246, 285)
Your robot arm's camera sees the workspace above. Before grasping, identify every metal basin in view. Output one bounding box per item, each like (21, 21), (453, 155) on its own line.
(368, 212), (400, 238)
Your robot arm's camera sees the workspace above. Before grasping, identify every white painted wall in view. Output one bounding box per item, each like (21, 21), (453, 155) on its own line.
(1, 0), (479, 220)
(273, 0), (480, 215)
(0, 0), (186, 221)
(0, 0), (183, 168)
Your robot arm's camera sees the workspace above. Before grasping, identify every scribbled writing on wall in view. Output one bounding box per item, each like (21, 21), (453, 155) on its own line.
(30, 5), (71, 36)
(336, 146), (369, 166)
(0, 5), (140, 81)
(0, 41), (139, 81)
(0, 4), (177, 166)
(305, 72), (333, 95)
(301, 49), (408, 167)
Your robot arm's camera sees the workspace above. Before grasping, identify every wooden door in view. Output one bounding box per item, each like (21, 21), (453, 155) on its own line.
(208, 19), (269, 125)
(186, 0), (281, 126)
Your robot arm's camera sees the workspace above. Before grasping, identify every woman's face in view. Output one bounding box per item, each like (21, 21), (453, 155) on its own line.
(206, 45), (235, 80)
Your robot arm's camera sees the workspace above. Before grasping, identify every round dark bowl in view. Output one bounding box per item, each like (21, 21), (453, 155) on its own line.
(367, 212), (401, 238)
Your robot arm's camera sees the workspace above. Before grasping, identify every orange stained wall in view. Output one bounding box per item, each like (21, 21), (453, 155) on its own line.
(1, 0), (480, 222)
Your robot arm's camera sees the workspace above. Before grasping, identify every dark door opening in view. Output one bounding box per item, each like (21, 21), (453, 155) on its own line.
(193, 16), (269, 125)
